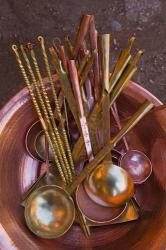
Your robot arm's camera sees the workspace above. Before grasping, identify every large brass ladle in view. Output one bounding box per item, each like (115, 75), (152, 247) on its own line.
(84, 34), (134, 207)
(24, 185), (75, 239)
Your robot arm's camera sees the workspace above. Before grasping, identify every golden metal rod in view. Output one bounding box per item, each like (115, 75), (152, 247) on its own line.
(20, 45), (71, 183)
(38, 36), (75, 175)
(49, 47), (81, 130)
(109, 36), (136, 93)
(65, 36), (74, 59)
(72, 192), (90, 238)
(110, 67), (137, 106)
(63, 99), (70, 140)
(12, 44), (67, 184)
(77, 50), (90, 77)
(29, 48), (73, 181)
(79, 53), (94, 86)
(100, 34), (111, 94)
(109, 50), (143, 106)
(99, 34), (111, 161)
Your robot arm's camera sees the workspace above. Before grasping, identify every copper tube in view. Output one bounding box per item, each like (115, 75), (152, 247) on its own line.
(73, 15), (92, 59)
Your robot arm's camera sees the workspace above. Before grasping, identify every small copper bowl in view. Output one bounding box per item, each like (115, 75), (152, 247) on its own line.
(25, 120), (54, 162)
(76, 182), (127, 224)
(120, 150), (152, 184)
(25, 120), (43, 162)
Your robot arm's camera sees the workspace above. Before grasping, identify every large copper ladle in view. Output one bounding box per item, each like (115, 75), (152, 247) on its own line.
(112, 102), (152, 184)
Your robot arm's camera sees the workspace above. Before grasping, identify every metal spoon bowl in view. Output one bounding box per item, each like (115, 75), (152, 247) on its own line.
(84, 162), (135, 207)
(24, 185), (75, 238)
(120, 150), (152, 184)
(25, 120), (44, 161)
(25, 120), (55, 162)
(111, 102), (153, 184)
(35, 130), (54, 162)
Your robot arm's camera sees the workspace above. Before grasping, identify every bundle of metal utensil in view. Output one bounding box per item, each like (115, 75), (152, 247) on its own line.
(12, 14), (154, 239)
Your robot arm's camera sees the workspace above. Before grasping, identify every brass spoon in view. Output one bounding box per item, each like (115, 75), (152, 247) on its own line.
(83, 34), (134, 207)
(83, 100), (153, 207)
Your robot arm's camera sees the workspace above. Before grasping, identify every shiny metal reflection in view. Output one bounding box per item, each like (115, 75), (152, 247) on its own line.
(25, 120), (43, 161)
(35, 131), (54, 162)
(85, 162), (134, 207)
(25, 185), (75, 238)
(120, 150), (152, 184)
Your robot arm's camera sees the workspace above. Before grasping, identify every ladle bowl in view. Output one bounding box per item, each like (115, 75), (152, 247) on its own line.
(111, 102), (153, 184)
(120, 150), (152, 184)
(24, 185), (75, 238)
(84, 162), (134, 207)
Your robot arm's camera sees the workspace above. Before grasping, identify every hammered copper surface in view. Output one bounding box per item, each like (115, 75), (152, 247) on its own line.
(0, 77), (166, 249)
(84, 163), (134, 207)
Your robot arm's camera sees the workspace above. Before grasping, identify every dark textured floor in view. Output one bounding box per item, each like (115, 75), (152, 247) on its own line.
(0, 0), (165, 107)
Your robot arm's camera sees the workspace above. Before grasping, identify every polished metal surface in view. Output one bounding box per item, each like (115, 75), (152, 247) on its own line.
(35, 131), (54, 162)
(76, 182), (127, 224)
(85, 162), (134, 207)
(120, 150), (152, 184)
(25, 185), (75, 238)
(25, 120), (43, 161)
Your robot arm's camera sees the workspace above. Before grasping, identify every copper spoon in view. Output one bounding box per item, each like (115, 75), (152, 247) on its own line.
(112, 102), (152, 184)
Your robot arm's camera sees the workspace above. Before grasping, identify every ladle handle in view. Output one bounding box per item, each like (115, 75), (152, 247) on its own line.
(67, 100), (154, 194)
(68, 60), (94, 161)
(111, 100), (154, 147)
(100, 34), (110, 94)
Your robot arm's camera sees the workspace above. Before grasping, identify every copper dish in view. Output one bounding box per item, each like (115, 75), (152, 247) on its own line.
(0, 75), (166, 250)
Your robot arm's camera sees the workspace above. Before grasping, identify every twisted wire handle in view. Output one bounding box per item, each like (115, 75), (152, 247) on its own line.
(38, 36), (75, 174)
(12, 44), (67, 184)
(20, 45), (71, 183)
(30, 47), (73, 182)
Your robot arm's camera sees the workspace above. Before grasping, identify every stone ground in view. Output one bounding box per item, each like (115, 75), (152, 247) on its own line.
(0, 0), (165, 107)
